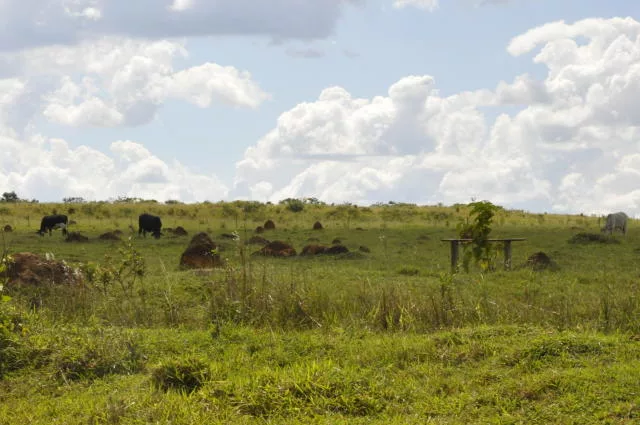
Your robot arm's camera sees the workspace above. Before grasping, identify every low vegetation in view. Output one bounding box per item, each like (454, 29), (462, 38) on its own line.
(0, 200), (637, 423)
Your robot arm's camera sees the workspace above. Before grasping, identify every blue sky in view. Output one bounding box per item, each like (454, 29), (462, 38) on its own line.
(2, 0), (640, 215)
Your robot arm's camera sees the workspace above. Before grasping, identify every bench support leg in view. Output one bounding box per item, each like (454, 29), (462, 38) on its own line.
(503, 240), (512, 270)
(450, 241), (459, 273)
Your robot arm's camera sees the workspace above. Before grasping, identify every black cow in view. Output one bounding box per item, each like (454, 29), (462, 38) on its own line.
(37, 214), (69, 236)
(139, 213), (162, 239)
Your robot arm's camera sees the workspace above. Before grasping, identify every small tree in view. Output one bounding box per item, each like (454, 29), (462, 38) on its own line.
(457, 201), (500, 272)
(1, 192), (19, 203)
(280, 198), (305, 213)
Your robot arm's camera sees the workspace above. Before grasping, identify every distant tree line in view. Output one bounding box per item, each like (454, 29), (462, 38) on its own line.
(1, 191), (38, 203)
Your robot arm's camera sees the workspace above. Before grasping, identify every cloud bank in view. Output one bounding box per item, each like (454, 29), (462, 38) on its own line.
(0, 0), (360, 51)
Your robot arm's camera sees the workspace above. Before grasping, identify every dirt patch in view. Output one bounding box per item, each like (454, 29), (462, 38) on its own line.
(255, 226), (264, 234)
(247, 236), (269, 245)
(326, 244), (349, 255)
(355, 227), (365, 231)
(263, 220), (276, 231)
(2, 252), (82, 287)
(173, 226), (188, 236)
(253, 240), (296, 257)
(312, 221), (323, 230)
(525, 251), (555, 271)
(3, 224), (12, 232)
(65, 232), (89, 243)
(98, 231), (121, 241)
(568, 232), (620, 244)
(179, 232), (224, 269)
(359, 245), (371, 253)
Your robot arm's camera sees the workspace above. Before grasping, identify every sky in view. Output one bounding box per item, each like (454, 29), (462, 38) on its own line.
(2, 0), (640, 216)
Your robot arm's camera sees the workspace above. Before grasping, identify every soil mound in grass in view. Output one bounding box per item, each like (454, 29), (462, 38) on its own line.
(65, 232), (89, 242)
(180, 232), (224, 269)
(98, 231), (121, 241)
(263, 220), (276, 231)
(300, 244), (350, 256)
(312, 221), (323, 230)
(525, 251), (556, 271)
(2, 252), (82, 287)
(253, 240), (296, 257)
(568, 232), (620, 244)
(326, 244), (349, 255)
(331, 238), (342, 244)
(173, 226), (188, 236)
(359, 245), (371, 253)
(3, 224), (12, 232)
(255, 226), (264, 234)
(220, 233), (237, 239)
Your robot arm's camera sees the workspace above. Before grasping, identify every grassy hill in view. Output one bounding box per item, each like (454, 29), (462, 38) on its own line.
(0, 201), (638, 423)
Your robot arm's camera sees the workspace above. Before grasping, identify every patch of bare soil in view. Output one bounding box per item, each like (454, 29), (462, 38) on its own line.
(2, 252), (82, 287)
(253, 240), (296, 257)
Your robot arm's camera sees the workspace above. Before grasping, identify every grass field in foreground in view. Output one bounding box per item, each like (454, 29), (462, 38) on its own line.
(0, 201), (639, 423)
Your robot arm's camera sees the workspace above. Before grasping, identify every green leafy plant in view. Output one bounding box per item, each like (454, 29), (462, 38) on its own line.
(83, 238), (146, 297)
(457, 200), (500, 272)
(0, 253), (21, 378)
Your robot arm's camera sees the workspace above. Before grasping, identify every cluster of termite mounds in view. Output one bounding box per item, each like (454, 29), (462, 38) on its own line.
(177, 218), (370, 270)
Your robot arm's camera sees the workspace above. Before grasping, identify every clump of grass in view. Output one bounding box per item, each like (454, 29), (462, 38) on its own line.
(235, 361), (386, 418)
(397, 266), (419, 276)
(506, 334), (610, 370)
(151, 356), (211, 393)
(33, 326), (147, 382)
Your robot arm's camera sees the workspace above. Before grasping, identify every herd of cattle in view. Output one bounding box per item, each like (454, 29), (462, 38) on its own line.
(32, 210), (631, 239)
(37, 213), (163, 238)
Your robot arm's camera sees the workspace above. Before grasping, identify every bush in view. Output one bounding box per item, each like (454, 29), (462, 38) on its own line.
(280, 198), (305, 213)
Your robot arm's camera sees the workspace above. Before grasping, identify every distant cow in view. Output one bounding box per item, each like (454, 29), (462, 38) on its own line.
(602, 212), (628, 235)
(37, 214), (68, 236)
(139, 213), (162, 239)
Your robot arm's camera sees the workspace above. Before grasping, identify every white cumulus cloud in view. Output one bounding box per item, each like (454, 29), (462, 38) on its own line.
(232, 17), (640, 216)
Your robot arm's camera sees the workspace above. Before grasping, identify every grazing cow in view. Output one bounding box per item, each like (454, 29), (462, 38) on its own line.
(138, 213), (162, 239)
(602, 212), (628, 235)
(37, 214), (69, 236)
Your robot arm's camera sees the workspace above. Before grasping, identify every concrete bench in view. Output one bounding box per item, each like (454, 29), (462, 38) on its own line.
(441, 238), (526, 272)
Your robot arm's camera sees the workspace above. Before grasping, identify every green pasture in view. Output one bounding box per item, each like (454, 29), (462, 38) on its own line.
(1, 201), (639, 423)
